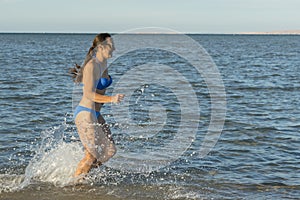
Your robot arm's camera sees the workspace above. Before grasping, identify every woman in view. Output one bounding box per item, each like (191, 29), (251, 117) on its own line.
(69, 33), (124, 177)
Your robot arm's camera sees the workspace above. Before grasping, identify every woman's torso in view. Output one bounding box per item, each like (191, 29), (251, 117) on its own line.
(78, 59), (110, 111)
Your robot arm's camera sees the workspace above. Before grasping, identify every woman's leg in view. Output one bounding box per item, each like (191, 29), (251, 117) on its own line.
(74, 149), (96, 177)
(93, 115), (116, 167)
(74, 111), (98, 177)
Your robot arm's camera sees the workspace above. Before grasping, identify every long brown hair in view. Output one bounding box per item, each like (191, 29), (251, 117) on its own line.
(69, 33), (111, 83)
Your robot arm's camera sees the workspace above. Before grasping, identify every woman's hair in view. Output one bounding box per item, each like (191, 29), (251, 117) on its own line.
(69, 33), (111, 83)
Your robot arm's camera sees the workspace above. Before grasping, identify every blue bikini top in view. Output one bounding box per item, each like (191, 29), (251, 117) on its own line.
(96, 75), (113, 90)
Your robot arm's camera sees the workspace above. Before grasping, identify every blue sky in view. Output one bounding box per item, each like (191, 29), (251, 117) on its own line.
(0, 0), (299, 33)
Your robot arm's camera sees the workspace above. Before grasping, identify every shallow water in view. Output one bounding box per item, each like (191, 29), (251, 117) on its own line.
(0, 33), (299, 199)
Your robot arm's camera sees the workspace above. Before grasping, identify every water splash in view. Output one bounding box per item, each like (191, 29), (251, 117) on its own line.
(21, 142), (82, 187)
(0, 174), (25, 193)
(0, 117), (83, 193)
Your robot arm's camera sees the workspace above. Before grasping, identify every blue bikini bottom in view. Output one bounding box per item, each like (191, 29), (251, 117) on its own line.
(74, 105), (101, 119)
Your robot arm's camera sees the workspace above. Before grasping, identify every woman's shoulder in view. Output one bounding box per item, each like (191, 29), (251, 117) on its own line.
(84, 59), (98, 72)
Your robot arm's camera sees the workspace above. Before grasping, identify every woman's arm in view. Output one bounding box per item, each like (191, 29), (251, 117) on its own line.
(83, 62), (124, 103)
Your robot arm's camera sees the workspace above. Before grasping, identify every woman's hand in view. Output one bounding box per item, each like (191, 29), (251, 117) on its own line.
(111, 94), (125, 104)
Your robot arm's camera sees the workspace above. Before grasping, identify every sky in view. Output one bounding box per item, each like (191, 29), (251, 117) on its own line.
(0, 0), (299, 33)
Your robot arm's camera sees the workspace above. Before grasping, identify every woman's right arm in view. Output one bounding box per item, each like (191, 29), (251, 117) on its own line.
(83, 63), (124, 103)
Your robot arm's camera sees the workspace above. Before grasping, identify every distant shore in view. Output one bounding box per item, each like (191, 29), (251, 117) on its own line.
(0, 30), (300, 35)
(238, 30), (300, 35)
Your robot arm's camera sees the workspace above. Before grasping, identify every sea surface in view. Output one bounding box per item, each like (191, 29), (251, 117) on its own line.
(0, 33), (299, 199)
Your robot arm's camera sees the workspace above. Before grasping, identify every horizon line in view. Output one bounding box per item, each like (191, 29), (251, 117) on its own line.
(0, 30), (300, 35)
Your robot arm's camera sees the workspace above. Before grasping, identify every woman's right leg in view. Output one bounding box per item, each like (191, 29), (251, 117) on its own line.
(74, 111), (98, 177)
(74, 149), (96, 176)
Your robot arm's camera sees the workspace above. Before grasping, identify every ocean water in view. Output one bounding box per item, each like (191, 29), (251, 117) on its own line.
(0, 33), (299, 200)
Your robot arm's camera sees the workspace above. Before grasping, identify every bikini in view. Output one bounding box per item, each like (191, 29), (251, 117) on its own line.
(73, 75), (113, 119)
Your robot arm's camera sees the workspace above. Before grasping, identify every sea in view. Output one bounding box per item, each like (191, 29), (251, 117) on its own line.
(0, 33), (299, 200)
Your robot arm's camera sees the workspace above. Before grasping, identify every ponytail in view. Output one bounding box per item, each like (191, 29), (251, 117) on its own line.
(68, 46), (94, 83)
(68, 33), (111, 83)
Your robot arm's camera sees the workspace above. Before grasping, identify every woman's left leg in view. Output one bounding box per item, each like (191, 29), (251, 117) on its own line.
(93, 115), (116, 167)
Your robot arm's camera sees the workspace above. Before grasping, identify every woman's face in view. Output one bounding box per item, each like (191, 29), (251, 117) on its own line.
(102, 37), (115, 59)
